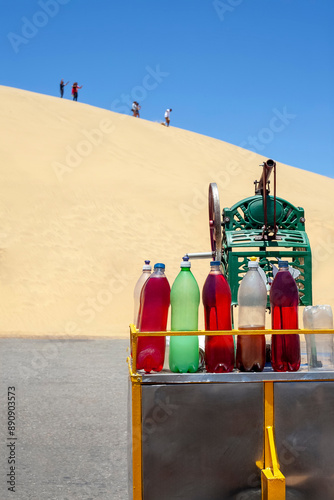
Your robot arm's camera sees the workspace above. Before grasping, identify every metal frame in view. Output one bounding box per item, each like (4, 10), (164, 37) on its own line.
(128, 325), (334, 500)
(221, 194), (313, 307)
(226, 249), (312, 307)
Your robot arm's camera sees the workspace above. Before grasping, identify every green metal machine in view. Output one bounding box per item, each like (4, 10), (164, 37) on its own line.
(191, 159), (312, 306)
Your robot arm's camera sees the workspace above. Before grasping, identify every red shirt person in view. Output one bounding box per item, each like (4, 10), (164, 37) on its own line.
(72, 82), (83, 101)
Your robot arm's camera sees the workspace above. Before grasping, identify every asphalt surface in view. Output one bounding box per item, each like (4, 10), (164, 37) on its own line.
(0, 338), (129, 500)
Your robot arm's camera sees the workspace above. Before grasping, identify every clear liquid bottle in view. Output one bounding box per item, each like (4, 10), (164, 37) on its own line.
(169, 256), (200, 373)
(136, 263), (170, 373)
(203, 261), (234, 373)
(270, 260), (300, 372)
(236, 261), (267, 372)
(133, 260), (151, 327)
(304, 305), (334, 370)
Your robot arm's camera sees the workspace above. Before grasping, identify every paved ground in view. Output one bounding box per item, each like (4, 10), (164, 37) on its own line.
(0, 338), (129, 500)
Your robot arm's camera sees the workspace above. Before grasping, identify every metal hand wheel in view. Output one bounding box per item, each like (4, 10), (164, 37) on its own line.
(208, 182), (222, 263)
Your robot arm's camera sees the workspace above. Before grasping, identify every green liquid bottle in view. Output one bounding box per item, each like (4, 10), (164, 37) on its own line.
(169, 256), (200, 373)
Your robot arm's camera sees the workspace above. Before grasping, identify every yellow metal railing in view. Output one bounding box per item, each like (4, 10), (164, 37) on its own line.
(129, 324), (334, 377)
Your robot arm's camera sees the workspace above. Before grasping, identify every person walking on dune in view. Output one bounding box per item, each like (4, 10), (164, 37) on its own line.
(72, 82), (83, 101)
(60, 79), (69, 98)
(164, 108), (172, 127)
(132, 101), (141, 118)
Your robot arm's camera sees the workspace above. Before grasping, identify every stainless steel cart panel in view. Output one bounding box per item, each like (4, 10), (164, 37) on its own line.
(275, 381), (334, 500)
(141, 383), (263, 500)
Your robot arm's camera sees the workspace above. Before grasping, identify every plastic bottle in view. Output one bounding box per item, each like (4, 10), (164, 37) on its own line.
(236, 261), (267, 372)
(136, 263), (170, 373)
(133, 260), (152, 327)
(270, 260), (300, 372)
(203, 261), (234, 373)
(304, 305), (334, 370)
(169, 256), (200, 373)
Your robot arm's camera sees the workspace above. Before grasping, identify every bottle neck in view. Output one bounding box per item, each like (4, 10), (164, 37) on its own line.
(210, 265), (222, 274)
(153, 269), (165, 276)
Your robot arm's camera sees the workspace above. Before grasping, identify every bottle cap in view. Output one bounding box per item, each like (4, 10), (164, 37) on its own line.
(210, 261), (221, 266)
(142, 260), (151, 271)
(154, 263), (165, 269)
(181, 256), (191, 268)
(278, 260), (289, 268)
(248, 261), (259, 268)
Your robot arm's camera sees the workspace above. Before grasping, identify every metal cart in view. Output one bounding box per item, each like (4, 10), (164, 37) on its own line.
(128, 160), (333, 499)
(128, 326), (334, 500)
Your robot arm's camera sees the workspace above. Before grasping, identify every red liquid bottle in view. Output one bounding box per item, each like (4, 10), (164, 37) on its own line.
(203, 261), (234, 373)
(270, 260), (300, 372)
(136, 263), (170, 373)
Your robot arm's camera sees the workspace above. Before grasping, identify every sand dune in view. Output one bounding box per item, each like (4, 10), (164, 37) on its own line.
(1, 85), (333, 337)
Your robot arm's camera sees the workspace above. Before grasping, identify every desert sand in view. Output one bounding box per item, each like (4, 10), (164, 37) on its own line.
(1, 85), (333, 338)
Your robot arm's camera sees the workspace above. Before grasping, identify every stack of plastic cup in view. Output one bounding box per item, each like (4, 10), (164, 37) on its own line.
(303, 305), (334, 370)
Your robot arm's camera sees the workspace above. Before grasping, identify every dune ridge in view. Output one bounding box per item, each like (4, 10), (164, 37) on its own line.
(1, 85), (333, 337)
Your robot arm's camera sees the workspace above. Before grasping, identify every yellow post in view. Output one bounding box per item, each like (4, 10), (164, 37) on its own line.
(261, 381), (285, 500)
(130, 324), (138, 371)
(131, 380), (142, 500)
(129, 325), (143, 499)
(264, 382), (274, 468)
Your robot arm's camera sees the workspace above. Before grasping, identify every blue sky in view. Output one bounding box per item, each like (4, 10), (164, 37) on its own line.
(3, 0), (334, 178)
